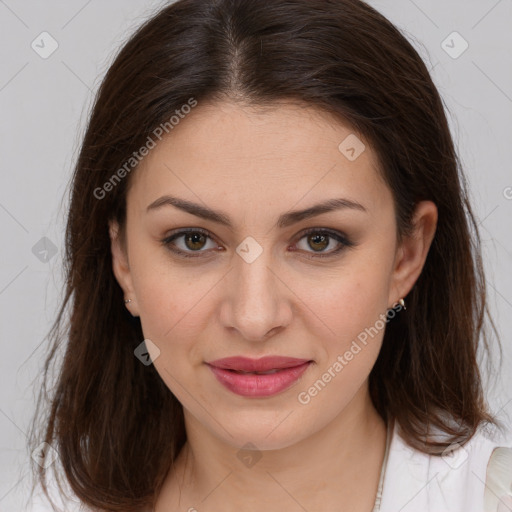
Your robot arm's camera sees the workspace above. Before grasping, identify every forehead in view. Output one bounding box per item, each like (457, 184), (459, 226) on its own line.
(127, 100), (390, 217)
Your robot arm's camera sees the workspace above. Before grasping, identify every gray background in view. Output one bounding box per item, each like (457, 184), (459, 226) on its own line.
(0, 0), (511, 510)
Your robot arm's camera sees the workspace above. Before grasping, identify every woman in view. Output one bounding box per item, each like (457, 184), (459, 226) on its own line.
(29, 0), (512, 511)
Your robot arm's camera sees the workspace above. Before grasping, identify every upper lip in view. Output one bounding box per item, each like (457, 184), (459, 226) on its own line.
(207, 356), (311, 372)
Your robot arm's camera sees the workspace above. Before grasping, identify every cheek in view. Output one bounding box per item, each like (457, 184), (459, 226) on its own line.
(135, 273), (214, 348)
(294, 270), (390, 417)
(301, 255), (393, 338)
(295, 243), (394, 385)
(128, 242), (214, 345)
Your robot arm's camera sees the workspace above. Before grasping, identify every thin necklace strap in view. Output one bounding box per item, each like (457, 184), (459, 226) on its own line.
(372, 418), (394, 512)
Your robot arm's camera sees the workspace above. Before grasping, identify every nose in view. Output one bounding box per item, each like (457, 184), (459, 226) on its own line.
(219, 250), (293, 342)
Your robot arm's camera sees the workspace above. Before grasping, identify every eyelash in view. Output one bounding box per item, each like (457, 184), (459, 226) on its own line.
(160, 227), (355, 260)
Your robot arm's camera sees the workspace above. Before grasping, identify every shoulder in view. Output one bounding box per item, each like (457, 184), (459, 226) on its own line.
(484, 445), (512, 512)
(380, 423), (512, 512)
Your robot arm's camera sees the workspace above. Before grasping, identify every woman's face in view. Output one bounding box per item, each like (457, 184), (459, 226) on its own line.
(110, 100), (436, 450)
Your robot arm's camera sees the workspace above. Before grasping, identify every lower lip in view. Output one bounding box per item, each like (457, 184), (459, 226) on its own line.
(207, 362), (312, 397)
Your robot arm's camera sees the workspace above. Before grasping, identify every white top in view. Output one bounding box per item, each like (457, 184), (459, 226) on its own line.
(28, 421), (512, 512)
(373, 420), (512, 512)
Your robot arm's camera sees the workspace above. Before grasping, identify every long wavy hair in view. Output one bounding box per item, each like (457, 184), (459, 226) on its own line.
(29, 0), (501, 510)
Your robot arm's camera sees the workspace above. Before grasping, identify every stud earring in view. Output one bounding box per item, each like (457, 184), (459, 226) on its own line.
(124, 299), (132, 304)
(399, 298), (406, 310)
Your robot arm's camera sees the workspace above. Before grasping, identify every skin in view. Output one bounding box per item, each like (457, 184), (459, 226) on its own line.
(110, 100), (437, 512)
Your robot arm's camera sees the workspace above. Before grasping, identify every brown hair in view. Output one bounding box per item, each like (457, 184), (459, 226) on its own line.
(29, 0), (502, 510)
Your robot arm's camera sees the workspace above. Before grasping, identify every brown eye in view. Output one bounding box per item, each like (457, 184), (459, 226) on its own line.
(295, 228), (355, 258)
(307, 233), (329, 252)
(161, 228), (219, 258)
(183, 232), (208, 251)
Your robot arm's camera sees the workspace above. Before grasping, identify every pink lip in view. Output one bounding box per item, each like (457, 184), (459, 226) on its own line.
(206, 356), (312, 397)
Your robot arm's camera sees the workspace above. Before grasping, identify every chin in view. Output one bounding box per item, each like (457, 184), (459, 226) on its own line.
(204, 408), (315, 452)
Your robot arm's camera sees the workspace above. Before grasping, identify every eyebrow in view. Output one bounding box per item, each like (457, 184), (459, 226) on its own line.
(146, 194), (367, 229)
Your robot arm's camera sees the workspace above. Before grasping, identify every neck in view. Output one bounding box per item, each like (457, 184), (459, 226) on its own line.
(157, 385), (388, 512)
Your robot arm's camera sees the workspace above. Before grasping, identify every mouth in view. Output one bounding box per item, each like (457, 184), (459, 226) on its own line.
(206, 356), (313, 397)
(207, 355), (312, 372)
(225, 368), (284, 375)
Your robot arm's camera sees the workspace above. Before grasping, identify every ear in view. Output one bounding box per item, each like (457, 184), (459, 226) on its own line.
(388, 200), (438, 306)
(109, 220), (140, 317)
